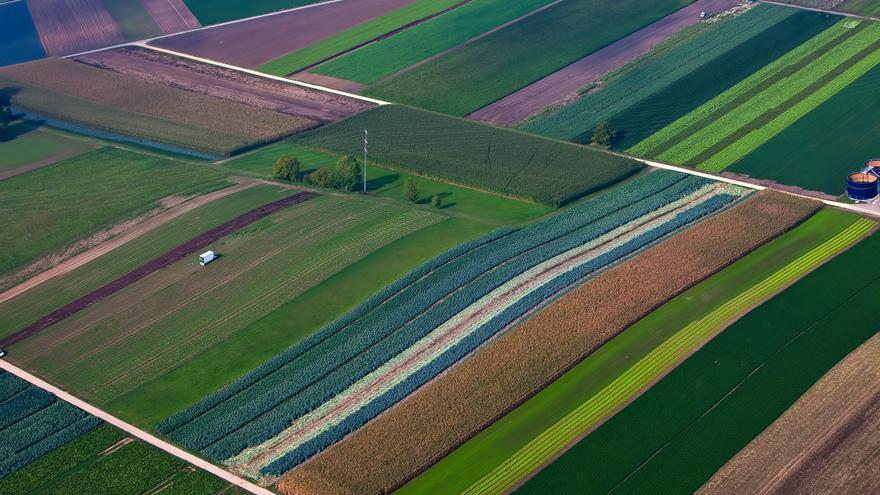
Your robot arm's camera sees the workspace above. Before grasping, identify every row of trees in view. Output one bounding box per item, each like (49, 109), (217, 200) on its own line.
(273, 154), (442, 207)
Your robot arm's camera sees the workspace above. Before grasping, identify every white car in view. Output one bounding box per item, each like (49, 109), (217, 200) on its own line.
(0, 349), (6, 358)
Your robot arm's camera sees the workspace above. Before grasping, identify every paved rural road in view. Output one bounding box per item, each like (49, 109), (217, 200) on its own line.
(468, 0), (740, 126)
(0, 359), (275, 495)
(759, 0), (880, 22)
(0, 181), (255, 305)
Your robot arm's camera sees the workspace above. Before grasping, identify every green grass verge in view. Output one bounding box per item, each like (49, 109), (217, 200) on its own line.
(314, 0), (556, 84)
(0, 147), (226, 281)
(223, 142), (552, 224)
(729, 61), (880, 195)
(258, 0), (463, 76)
(0, 122), (95, 175)
(296, 105), (643, 207)
(183, 0), (324, 26)
(103, 0), (162, 40)
(366, 0), (692, 115)
(400, 208), (865, 495)
(520, 222), (880, 495)
(106, 217), (490, 427)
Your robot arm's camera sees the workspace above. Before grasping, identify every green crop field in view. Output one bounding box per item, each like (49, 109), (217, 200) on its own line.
(0, 147), (226, 284)
(402, 208), (866, 495)
(296, 105), (643, 206)
(841, 0), (880, 15)
(729, 62), (880, 195)
(224, 142), (552, 224)
(524, 6), (833, 149)
(313, 0), (556, 84)
(11, 194), (442, 404)
(520, 224), (880, 495)
(366, 0), (692, 115)
(103, 0), (162, 40)
(2, 425), (235, 495)
(183, 0), (324, 25)
(0, 122), (96, 177)
(259, 0), (463, 76)
(107, 217), (488, 427)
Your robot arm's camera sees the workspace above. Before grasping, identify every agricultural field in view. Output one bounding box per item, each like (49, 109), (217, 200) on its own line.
(0, 1), (46, 67)
(296, 105), (643, 206)
(520, 223), (880, 495)
(183, 0), (327, 25)
(0, 121), (96, 180)
(0, 371), (238, 494)
(0, 58), (316, 157)
(26, 0), (125, 55)
(162, 170), (748, 482)
(0, 146), (226, 287)
(305, 0), (557, 84)
(777, 0), (880, 15)
(365, 0), (694, 115)
(7, 193), (442, 406)
(278, 190), (819, 495)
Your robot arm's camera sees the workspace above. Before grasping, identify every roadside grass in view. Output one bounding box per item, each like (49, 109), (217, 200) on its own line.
(366, 0), (692, 115)
(223, 141), (552, 224)
(0, 147), (227, 282)
(257, 0), (463, 76)
(446, 211), (873, 495)
(183, 0), (324, 26)
(520, 223), (880, 495)
(313, 0), (556, 84)
(0, 121), (96, 176)
(106, 217), (489, 427)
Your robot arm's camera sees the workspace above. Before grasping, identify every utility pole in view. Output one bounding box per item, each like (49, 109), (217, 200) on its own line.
(363, 129), (368, 193)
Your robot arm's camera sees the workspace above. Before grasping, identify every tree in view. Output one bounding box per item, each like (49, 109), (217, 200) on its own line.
(308, 167), (334, 188)
(592, 121), (614, 147)
(431, 194), (442, 209)
(404, 178), (419, 204)
(334, 155), (361, 192)
(272, 155), (302, 182)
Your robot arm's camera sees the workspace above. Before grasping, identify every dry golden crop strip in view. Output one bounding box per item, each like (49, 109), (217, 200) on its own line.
(278, 191), (819, 495)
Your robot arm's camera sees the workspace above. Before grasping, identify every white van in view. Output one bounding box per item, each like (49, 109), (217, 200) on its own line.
(199, 251), (216, 266)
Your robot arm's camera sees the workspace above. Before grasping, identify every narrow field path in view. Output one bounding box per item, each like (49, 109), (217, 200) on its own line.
(760, 0), (880, 21)
(468, 0), (740, 126)
(0, 359), (275, 495)
(0, 181), (256, 305)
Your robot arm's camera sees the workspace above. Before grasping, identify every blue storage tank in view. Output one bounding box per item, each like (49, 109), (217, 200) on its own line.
(848, 172), (878, 202)
(865, 159), (880, 178)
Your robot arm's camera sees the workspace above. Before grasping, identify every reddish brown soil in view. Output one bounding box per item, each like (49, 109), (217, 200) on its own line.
(27, 0), (126, 55)
(469, 0), (740, 126)
(142, 0), (200, 34)
(150, 0), (418, 68)
(0, 191), (318, 348)
(77, 47), (372, 123)
(293, 72), (368, 93)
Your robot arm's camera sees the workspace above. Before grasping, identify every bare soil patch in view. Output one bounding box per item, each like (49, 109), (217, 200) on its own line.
(292, 72), (368, 94)
(469, 0), (740, 126)
(0, 191), (318, 348)
(150, 0), (418, 68)
(76, 47), (371, 123)
(722, 172), (839, 201)
(27, 0), (125, 55)
(142, 0), (200, 34)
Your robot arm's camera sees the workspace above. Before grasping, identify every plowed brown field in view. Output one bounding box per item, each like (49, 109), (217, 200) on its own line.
(142, 0), (200, 34)
(27, 0), (125, 55)
(278, 191), (819, 495)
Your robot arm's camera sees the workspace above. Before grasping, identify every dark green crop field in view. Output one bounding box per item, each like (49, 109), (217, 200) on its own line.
(183, 0), (323, 25)
(296, 105), (643, 206)
(520, 228), (880, 495)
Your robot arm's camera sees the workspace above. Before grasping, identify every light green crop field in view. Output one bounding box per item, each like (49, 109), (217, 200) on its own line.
(401, 208), (868, 495)
(258, 0), (463, 75)
(108, 216), (489, 427)
(223, 141), (552, 225)
(11, 195), (442, 405)
(0, 147), (227, 284)
(103, 0), (162, 40)
(0, 122), (96, 177)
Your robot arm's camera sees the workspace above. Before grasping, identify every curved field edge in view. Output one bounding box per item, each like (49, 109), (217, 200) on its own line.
(276, 191), (818, 495)
(519, 221), (880, 495)
(455, 212), (875, 495)
(699, 327), (880, 494)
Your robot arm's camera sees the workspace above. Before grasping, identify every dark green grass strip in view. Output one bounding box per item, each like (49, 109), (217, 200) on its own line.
(519, 230), (880, 495)
(729, 60), (880, 195)
(597, 10), (838, 150)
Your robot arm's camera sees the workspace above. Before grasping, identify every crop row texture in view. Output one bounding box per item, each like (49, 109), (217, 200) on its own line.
(0, 371), (29, 400)
(162, 171), (698, 456)
(524, 5), (794, 140)
(262, 193), (739, 475)
(0, 388), (55, 431)
(276, 191), (820, 495)
(297, 105), (643, 207)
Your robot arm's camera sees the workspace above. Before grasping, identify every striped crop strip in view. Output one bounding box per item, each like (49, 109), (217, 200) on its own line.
(460, 217), (876, 495)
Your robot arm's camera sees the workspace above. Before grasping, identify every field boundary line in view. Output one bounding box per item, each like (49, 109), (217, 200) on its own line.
(0, 359), (275, 495)
(759, 0), (880, 22)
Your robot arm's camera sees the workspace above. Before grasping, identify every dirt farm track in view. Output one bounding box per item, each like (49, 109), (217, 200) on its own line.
(150, 0), (419, 68)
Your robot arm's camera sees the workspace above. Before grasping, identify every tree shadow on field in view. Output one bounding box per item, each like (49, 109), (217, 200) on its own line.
(0, 86), (37, 143)
(367, 173), (398, 191)
(417, 191), (455, 209)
